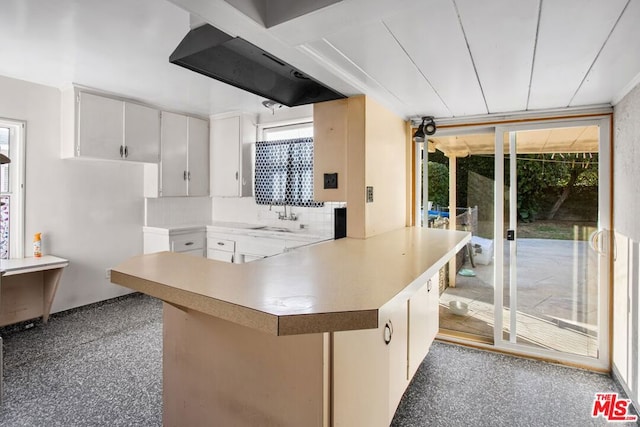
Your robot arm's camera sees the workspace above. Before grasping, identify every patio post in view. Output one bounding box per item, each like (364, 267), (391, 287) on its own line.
(449, 155), (457, 287)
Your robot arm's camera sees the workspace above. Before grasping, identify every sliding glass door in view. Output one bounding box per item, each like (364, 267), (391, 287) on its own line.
(423, 116), (612, 370)
(494, 118), (611, 370)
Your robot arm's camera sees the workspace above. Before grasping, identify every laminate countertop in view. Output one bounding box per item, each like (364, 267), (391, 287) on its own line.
(111, 227), (470, 336)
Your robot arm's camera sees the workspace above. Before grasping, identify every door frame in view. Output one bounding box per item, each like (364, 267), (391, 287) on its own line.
(494, 116), (612, 370)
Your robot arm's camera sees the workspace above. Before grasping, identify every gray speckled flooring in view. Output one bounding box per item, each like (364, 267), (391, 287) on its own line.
(0, 294), (635, 426)
(392, 341), (638, 427)
(0, 293), (162, 427)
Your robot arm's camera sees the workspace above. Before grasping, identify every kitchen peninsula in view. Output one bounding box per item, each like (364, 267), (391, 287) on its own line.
(111, 226), (470, 426)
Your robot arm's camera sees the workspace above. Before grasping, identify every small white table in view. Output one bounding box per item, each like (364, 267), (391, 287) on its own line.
(0, 255), (69, 326)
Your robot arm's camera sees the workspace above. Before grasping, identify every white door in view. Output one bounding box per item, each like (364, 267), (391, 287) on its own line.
(161, 112), (188, 197)
(494, 117), (611, 370)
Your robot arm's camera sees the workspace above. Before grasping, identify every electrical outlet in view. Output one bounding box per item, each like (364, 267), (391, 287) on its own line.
(366, 186), (374, 203)
(105, 268), (111, 279)
(323, 173), (338, 189)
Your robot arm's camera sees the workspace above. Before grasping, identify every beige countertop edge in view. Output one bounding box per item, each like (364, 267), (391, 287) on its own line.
(111, 270), (380, 336)
(111, 270), (279, 335)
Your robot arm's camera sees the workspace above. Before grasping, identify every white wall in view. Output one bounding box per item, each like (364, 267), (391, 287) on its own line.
(612, 81), (640, 408)
(145, 196), (211, 226)
(0, 75), (145, 312)
(614, 82), (640, 241)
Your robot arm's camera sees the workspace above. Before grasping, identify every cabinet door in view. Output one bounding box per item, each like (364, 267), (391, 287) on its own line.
(187, 117), (210, 196)
(211, 116), (240, 196)
(77, 92), (124, 160)
(124, 102), (160, 163)
(179, 249), (205, 257)
(332, 298), (408, 427)
(208, 249), (234, 262)
(408, 274), (439, 378)
(161, 112), (188, 197)
(385, 298), (409, 423)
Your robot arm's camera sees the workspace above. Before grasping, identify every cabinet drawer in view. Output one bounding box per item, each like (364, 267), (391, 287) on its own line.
(208, 238), (235, 253)
(171, 233), (205, 253)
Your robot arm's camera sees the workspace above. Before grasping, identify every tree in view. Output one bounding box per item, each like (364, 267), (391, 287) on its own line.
(546, 156), (598, 220)
(427, 161), (449, 208)
(515, 154), (598, 222)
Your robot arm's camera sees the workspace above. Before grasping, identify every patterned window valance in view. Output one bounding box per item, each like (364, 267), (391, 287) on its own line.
(254, 138), (323, 207)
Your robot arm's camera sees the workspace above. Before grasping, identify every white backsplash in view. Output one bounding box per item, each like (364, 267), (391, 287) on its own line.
(145, 197), (212, 226)
(212, 197), (345, 236)
(145, 195), (344, 236)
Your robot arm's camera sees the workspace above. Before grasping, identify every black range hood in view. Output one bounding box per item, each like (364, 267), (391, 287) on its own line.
(170, 24), (346, 107)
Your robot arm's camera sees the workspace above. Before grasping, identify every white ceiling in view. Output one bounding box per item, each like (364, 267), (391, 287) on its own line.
(1, 0), (639, 120)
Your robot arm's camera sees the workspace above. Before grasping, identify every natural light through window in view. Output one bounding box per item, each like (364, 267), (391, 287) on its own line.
(0, 120), (25, 259)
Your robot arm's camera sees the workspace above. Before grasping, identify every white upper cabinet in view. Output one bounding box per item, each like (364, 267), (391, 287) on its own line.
(210, 113), (255, 197)
(123, 102), (161, 163)
(145, 111), (209, 197)
(187, 117), (210, 197)
(160, 112), (189, 197)
(62, 88), (160, 162)
(76, 92), (124, 160)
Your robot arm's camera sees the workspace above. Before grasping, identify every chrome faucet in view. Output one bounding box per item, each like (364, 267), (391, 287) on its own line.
(278, 205), (298, 221)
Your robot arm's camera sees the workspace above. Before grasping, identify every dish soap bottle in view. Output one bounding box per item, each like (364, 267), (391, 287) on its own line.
(33, 233), (42, 258)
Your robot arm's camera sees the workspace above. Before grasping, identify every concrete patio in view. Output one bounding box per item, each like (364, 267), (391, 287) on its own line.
(439, 238), (599, 358)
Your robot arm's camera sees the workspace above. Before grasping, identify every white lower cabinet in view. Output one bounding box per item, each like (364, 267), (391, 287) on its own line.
(207, 235), (236, 263)
(333, 272), (439, 426)
(143, 228), (205, 257)
(208, 250), (234, 263)
(236, 237), (285, 261)
(333, 297), (409, 426)
(207, 232), (290, 263)
(408, 272), (440, 378)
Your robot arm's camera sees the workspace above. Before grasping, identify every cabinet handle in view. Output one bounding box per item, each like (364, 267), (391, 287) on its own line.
(383, 320), (393, 345)
(217, 242), (225, 246)
(187, 171), (191, 181)
(124, 146), (129, 158)
(183, 171), (187, 181)
(184, 242), (194, 246)
(119, 145), (124, 158)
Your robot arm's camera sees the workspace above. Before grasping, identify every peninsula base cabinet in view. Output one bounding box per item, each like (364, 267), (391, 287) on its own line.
(162, 273), (440, 427)
(333, 297), (409, 426)
(408, 272), (440, 378)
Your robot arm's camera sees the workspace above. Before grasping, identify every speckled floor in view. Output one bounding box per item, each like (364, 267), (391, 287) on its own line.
(0, 293), (635, 426)
(0, 293), (163, 426)
(391, 342), (638, 427)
